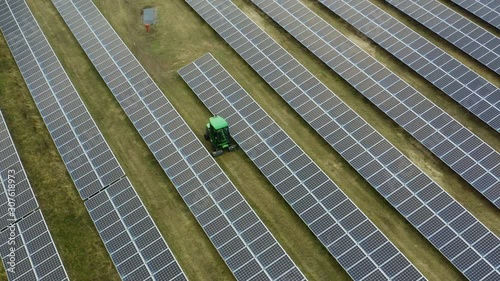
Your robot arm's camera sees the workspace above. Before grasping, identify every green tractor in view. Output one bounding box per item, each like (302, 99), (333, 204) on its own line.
(204, 115), (238, 157)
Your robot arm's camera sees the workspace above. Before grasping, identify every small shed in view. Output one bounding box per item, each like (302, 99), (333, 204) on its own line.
(142, 7), (157, 32)
(143, 8), (157, 25)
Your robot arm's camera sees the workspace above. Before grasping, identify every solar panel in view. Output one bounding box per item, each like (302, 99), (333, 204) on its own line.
(51, 0), (307, 279)
(318, 0), (500, 132)
(249, 0), (500, 207)
(85, 177), (186, 281)
(386, 0), (500, 74)
(0, 111), (38, 231)
(0, 1), (187, 279)
(0, 111), (69, 281)
(0, 0), (125, 200)
(451, 0), (500, 29)
(184, 1), (500, 279)
(0, 210), (69, 281)
(179, 53), (426, 281)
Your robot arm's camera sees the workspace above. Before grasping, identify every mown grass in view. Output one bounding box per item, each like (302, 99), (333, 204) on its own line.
(0, 0), (498, 280)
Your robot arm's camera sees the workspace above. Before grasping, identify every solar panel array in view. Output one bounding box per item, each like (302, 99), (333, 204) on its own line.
(0, 210), (69, 281)
(184, 0), (500, 279)
(318, 0), (500, 132)
(179, 53), (426, 281)
(249, 0), (500, 207)
(86, 177), (186, 280)
(0, 0), (124, 200)
(451, 0), (500, 29)
(0, 0), (187, 279)
(0, 111), (69, 281)
(0, 111), (38, 231)
(52, 0), (307, 280)
(386, 0), (500, 74)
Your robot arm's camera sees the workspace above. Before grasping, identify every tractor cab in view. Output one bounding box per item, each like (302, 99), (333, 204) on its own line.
(204, 115), (237, 157)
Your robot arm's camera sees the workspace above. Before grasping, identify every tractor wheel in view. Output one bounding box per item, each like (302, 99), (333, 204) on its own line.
(204, 133), (209, 140)
(212, 150), (224, 157)
(228, 144), (238, 152)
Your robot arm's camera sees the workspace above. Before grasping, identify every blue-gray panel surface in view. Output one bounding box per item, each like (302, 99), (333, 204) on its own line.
(0, 1), (187, 279)
(179, 53), (425, 281)
(0, 111), (38, 231)
(183, 1), (500, 280)
(0, 210), (69, 281)
(0, 112), (68, 281)
(386, 0), (500, 74)
(85, 177), (187, 281)
(51, 0), (306, 280)
(318, 0), (499, 132)
(0, 0), (124, 200)
(451, 0), (500, 29)
(249, 0), (499, 207)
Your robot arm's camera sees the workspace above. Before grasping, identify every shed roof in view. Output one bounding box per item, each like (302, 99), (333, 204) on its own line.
(143, 8), (156, 24)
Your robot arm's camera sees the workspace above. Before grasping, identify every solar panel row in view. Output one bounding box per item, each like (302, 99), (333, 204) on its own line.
(52, 0), (307, 280)
(0, 0), (187, 279)
(0, 111), (69, 281)
(386, 0), (500, 74)
(0, 0), (124, 200)
(0, 210), (69, 281)
(250, 0), (499, 207)
(86, 177), (186, 281)
(318, 0), (500, 132)
(0, 112), (38, 231)
(451, 0), (500, 29)
(184, 0), (500, 279)
(179, 53), (426, 281)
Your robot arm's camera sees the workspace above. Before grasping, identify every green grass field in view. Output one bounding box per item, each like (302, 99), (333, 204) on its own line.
(0, 0), (498, 280)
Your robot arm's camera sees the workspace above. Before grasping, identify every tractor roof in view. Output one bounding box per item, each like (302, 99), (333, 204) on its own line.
(209, 115), (228, 130)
